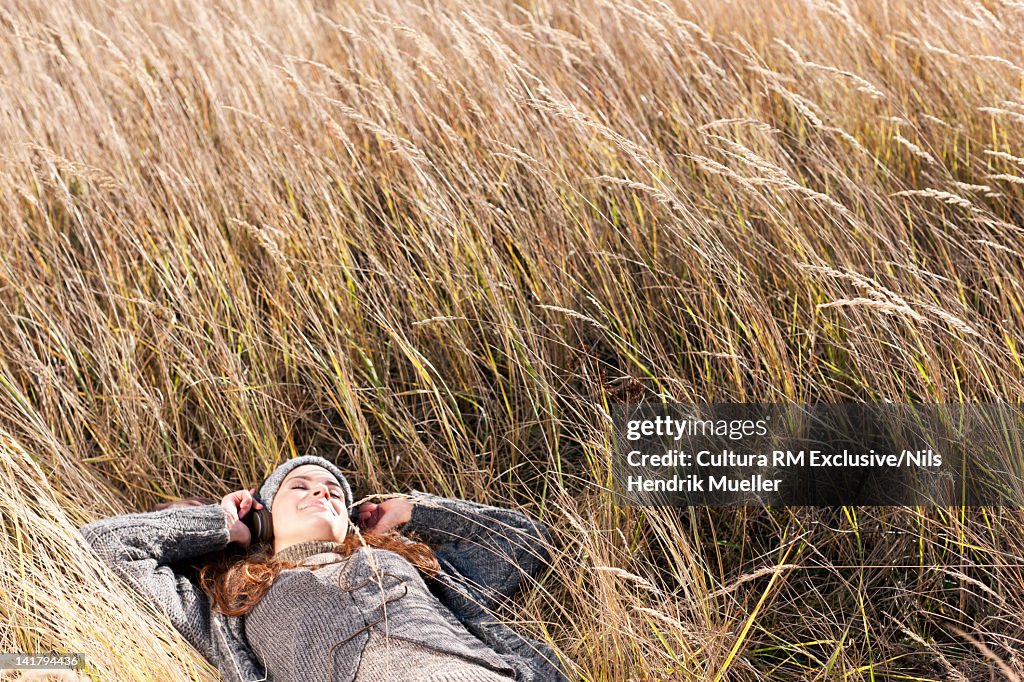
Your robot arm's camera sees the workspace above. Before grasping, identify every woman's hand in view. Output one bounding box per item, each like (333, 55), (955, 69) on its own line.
(356, 497), (413, 534)
(221, 488), (263, 548)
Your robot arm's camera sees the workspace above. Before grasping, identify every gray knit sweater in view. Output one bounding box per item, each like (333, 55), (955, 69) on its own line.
(78, 490), (568, 682)
(252, 539), (515, 681)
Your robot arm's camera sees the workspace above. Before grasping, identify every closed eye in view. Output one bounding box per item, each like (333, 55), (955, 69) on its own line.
(293, 483), (338, 497)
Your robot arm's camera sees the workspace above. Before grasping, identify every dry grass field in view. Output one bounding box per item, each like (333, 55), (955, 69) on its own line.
(2, 0), (1024, 679)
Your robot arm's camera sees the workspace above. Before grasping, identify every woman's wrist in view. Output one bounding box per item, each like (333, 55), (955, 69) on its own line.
(226, 509), (246, 544)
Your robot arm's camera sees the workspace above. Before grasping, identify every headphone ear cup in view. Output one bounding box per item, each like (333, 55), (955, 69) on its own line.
(257, 507), (274, 544)
(245, 507), (274, 544)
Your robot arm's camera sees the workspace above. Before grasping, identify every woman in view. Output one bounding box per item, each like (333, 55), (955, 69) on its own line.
(78, 455), (568, 682)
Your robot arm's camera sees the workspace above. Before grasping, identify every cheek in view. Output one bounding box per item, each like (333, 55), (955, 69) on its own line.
(272, 501), (300, 533)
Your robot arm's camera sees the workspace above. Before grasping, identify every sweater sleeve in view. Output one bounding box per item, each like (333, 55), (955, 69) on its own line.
(402, 490), (553, 611)
(77, 504), (232, 664)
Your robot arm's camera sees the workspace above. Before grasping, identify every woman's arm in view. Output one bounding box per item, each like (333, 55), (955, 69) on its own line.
(401, 489), (554, 611)
(77, 504), (232, 662)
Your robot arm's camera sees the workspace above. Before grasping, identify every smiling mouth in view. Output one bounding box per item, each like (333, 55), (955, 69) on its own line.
(304, 501), (334, 514)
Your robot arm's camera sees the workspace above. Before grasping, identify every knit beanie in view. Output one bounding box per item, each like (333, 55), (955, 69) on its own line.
(255, 455), (354, 512)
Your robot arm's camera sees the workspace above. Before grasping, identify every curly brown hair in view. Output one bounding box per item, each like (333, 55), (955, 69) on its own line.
(196, 530), (441, 617)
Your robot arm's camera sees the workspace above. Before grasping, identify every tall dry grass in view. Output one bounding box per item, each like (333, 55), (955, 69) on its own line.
(1, 0), (1024, 678)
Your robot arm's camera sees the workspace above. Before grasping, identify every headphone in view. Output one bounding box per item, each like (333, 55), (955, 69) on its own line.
(243, 505), (275, 545)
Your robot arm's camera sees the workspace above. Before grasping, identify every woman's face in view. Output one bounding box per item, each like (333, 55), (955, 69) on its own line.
(271, 464), (349, 554)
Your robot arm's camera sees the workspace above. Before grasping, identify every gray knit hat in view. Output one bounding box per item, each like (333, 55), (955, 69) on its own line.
(255, 455), (353, 512)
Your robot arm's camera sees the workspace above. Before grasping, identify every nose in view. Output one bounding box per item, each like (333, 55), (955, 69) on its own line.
(313, 482), (331, 499)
